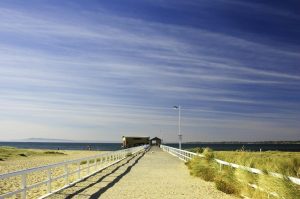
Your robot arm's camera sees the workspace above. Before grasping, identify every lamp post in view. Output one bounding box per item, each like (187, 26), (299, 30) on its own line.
(173, 105), (182, 149)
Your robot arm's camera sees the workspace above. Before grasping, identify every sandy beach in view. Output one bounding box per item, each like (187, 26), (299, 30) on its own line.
(0, 148), (104, 199)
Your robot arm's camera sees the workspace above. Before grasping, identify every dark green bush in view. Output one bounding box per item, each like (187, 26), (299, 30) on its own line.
(80, 160), (87, 165)
(126, 152), (133, 157)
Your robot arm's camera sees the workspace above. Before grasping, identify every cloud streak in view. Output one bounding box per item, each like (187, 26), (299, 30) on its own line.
(0, 1), (299, 141)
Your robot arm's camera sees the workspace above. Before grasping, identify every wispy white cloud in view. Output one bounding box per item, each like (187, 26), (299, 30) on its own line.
(0, 3), (299, 141)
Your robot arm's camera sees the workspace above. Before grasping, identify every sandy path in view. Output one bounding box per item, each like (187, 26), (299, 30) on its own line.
(47, 147), (237, 199)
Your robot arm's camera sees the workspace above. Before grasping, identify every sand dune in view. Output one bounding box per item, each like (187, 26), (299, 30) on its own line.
(0, 149), (103, 199)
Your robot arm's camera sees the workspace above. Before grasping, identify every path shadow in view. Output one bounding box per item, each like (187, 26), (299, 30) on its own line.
(55, 151), (146, 199)
(89, 152), (145, 198)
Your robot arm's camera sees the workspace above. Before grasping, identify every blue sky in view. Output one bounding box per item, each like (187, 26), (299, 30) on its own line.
(0, 0), (299, 142)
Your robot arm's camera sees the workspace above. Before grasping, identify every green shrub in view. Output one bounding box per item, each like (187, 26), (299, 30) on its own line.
(189, 147), (204, 154)
(188, 157), (217, 181)
(44, 151), (66, 155)
(126, 152), (133, 157)
(215, 178), (237, 194)
(203, 147), (214, 161)
(215, 169), (241, 195)
(80, 160), (87, 165)
(185, 160), (192, 169)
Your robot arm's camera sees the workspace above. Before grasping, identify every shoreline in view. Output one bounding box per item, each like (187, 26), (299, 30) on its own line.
(1, 142), (300, 152)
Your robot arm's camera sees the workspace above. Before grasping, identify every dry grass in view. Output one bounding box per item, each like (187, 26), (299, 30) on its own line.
(214, 150), (300, 178)
(215, 166), (241, 195)
(186, 156), (217, 181)
(186, 147), (300, 198)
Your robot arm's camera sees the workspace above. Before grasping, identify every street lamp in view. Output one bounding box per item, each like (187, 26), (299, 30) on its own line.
(173, 105), (182, 149)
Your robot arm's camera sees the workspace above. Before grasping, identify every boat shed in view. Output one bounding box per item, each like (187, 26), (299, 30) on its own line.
(150, 137), (162, 146)
(122, 136), (150, 148)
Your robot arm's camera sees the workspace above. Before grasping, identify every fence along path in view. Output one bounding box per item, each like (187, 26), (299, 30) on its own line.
(0, 145), (147, 199)
(49, 146), (236, 199)
(160, 144), (300, 198)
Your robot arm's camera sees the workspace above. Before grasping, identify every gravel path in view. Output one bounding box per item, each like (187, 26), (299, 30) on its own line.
(48, 147), (238, 199)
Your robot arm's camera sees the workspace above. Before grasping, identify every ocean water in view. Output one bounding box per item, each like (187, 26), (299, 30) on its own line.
(0, 142), (122, 151)
(0, 142), (299, 152)
(171, 143), (300, 152)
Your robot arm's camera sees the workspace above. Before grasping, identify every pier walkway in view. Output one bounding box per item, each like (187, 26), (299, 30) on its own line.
(47, 147), (236, 199)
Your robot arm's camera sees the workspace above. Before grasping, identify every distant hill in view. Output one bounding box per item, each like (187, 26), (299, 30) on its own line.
(4, 138), (119, 143)
(12, 138), (74, 143)
(184, 141), (300, 144)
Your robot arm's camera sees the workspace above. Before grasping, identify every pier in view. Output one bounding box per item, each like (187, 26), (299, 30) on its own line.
(1, 145), (300, 199)
(46, 147), (236, 199)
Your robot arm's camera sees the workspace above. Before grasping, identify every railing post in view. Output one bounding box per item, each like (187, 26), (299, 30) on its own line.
(64, 164), (69, 185)
(87, 159), (90, 175)
(21, 173), (27, 199)
(95, 158), (98, 171)
(47, 169), (51, 193)
(77, 162), (80, 179)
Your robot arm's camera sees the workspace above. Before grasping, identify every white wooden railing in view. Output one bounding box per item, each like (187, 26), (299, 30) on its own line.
(0, 145), (148, 199)
(160, 144), (300, 187)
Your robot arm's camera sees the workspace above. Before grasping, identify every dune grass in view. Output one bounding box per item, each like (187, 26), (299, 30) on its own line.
(186, 156), (218, 181)
(186, 147), (300, 198)
(0, 146), (66, 161)
(214, 150), (300, 178)
(0, 147), (103, 198)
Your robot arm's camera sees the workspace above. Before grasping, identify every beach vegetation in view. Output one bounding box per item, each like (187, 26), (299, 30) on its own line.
(43, 151), (66, 155)
(0, 146), (67, 161)
(80, 160), (87, 165)
(0, 146), (38, 160)
(126, 152), (133, 157)
(187, 147), (300, 178)
(214, 150), (300, 178)
(215, 167), (241, 195)
(186, 147), (300, 198)
(79, 159), (95, 165)
(256, 174), (300, 199)
(189, 147), (203, 153)
(186, 151), (218, 182)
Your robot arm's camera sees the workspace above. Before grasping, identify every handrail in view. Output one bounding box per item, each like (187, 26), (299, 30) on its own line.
(160, 144), (300, 186)
(0, 145), (149, 199)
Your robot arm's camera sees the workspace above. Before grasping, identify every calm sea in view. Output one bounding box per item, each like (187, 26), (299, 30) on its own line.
(0, 142), (299, 152)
